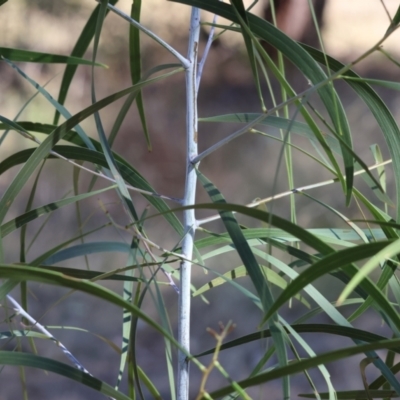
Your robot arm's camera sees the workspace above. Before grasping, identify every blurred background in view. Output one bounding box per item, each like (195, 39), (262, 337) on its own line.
(1, 0), (400, 399)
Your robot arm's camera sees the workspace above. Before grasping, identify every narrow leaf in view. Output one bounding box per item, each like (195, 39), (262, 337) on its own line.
(0, 47), (105, 66)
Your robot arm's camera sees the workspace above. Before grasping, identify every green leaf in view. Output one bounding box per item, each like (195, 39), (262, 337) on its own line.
(385, 5), (400, 35)
(1, 185), (117, 238)
(115, 238), (138, 390)
(262, 241), (400, 330)
(0, 48), (106, 66)
(338, 239), (400, 305)
(230, 0), (265, 111)
(0, 264), (188, 355)
(3, 58), (95, 150)
(193, 324), (397, 358)
(0, 280), (19, 300)
(53, 0), (119, 125)
(156, 201), (400, 391)
(137, 366), (162, 399)
(91, 0), (139, 224)
(129, 0), (151, 150)
(193, 264), (310, 308)
(26, 265), (141, 282)
(40, 242), (131, 265)
(0, 351), (130, 400)
(0, 145), (184, 237)
(299, 390), (400, 399)
(343, 76), (400, 91)
(303, 45), (400, 221)
(206, 339), (400, 399)
(196, 170), (290, 392)
(0, 67), (183, 227)
(196, 173), (273, 312)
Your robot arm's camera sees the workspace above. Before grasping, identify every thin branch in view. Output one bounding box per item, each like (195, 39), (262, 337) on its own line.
(379, 0), (392, 22)
(7, 295), (90, 374)
(197, 159), (393, 226)
(197, 14), (218, 89)
(96, 0), (190, 68)
(192, 112), (267, 163)
(7, 294), (117, 400)
(15, 129), (182, 204)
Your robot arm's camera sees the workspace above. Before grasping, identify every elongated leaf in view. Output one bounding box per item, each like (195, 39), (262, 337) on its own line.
(196, 173), (273, 311)
(92, 0), (140, 225)
(299, 390), (399, 399)
(262, 241), (400, 329)
(303, 45), (400, 220)
(1, 185), (116, 238)
(343, 76), (400, 91)
(41, 242), (131, 265)
(0, 351), (130, 400)
(0, 264), (189, 356)
(193, 264), (310, 308)
(0, 279), (19, 300)
(27, 265), (141, 282)
(157, 201), (400, 391)
(347, 261), (397, 323)
(196, 170), (290, 393)
(206, 339), (400, 399)
(339, 239), (400, 304)
(115, 238), (137, 390)
(137, 366), (162, 399)
(3, 59), (95, 150)
(193, 324), (397, 358)
(230, 0), (265, 111)
(0, 67), (183, 227)
(129, 0), (151, 150)
(190, 227), (386, 249)
(280, 318), (335, 400)
(54, 0), (119, 125)
(29, 228), (129, 266)
(0, 48), (105, 66)
(385, 5), (400, 35)
(0, 145), (184, 237)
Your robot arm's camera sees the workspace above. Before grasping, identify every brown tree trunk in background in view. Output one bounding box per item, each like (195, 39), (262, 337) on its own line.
(263, 0), (326, 53)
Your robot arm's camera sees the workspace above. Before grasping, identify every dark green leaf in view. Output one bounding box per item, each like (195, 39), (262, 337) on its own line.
(206, 339), (400, 399)
(53, 0), (118, 125)
(0, 351), (130, 400)
(303, 45), (400, 221)
(0, 47), (105, 66)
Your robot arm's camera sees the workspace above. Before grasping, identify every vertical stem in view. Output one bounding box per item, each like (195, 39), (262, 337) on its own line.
(177, 7), (200, 400)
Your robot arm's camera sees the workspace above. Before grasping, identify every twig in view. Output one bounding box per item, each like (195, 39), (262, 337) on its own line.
(197, 13), (218, 89)
(7, 295), (90, 374)
(197, 159), (393, 226)
(96, 0), (190, 68)
(15, 129), (182, 204)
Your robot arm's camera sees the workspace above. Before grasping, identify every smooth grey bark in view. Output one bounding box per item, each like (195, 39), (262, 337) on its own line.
(177, 7), (201, 400)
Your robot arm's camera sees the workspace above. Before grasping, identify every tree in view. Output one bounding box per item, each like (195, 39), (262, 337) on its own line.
(1, 1), (400, 399)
